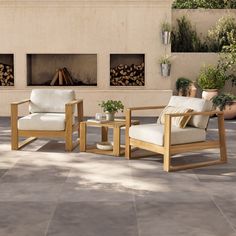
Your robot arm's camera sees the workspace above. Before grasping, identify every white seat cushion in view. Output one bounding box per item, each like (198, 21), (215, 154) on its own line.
(18, 113), (74, 131)
(29, 89), (75, 113)
(167, 96), (212, 129)
(129, 124), (206, 146)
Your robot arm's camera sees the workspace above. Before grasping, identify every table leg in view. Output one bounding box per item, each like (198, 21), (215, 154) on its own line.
(80, 122), (86, 152)
(113, 127), (120, 156)
(101, 127), (108, 142)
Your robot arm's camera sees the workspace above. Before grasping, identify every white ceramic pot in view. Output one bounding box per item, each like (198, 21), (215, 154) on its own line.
(105, 112), (115, 121)
(202, 89), (218, 101)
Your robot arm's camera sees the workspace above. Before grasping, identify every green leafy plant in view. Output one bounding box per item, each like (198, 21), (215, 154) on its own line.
(161, 22), (171, 32)
(197, 65), (227, 90)
(171, 16), (208, 52)
(176, 77), (193, 96)
(99, 100), (124, 114)
(211, 93), (236, 111)
(207, 16), (236, 52)
(172, 0), (236, 9)
(159, 55), (171, 64)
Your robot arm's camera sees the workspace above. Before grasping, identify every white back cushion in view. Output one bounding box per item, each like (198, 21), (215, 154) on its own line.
(167, 96), (213, 129)
(29, 89), (75, 113)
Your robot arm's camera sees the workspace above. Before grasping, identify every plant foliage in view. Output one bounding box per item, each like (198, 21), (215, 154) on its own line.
(171, 16), (208, 52)
(197, 65), (227, 90)
(207, 16), (236, 52)
(99, 100), (124, 113)
(172, 0), (236, 9)
(176, 77), (193, 96)
(211, 93), (236, 111)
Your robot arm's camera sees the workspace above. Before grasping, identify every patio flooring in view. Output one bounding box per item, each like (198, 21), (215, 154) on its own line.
(0, 117), (236, 236)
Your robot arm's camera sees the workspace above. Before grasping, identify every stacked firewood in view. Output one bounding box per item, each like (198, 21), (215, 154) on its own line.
(50, 67), (74, 86)
(0, 63), (14, 86)
(110, 62), (144, 86)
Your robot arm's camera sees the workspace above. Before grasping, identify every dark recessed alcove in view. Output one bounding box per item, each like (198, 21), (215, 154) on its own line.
(0, 54), (14, 86)
(27, 54), (97, 86)
(110, 54), (145, 86)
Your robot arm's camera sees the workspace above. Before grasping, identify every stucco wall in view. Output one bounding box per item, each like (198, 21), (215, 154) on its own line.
(0, 0), (173, 116)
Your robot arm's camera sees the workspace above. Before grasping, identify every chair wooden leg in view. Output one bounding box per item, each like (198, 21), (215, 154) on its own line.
(65, 105), (73, 152)
(218, 113), (227, 163)
(11, 104), (19, 150)
(125, 109), (131, 159)
(79, 122), (86, 152)
(163, 151), (171, 172)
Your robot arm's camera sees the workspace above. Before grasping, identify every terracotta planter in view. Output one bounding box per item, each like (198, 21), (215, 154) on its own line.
(202, 89), (218, 101)
(219, 101), (236, 119)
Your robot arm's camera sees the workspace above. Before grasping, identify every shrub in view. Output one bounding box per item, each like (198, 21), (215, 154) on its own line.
(172, 0), (236, 9)
(172, 16), (208, 52)
(207, 16), (236, 52)
(197, 65), (226, 90)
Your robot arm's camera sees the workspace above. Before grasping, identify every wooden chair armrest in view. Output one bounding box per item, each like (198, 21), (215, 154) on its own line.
(65, 99), (83, 106)
(65, 99), (84, 123)
(11, 99), (30, 106)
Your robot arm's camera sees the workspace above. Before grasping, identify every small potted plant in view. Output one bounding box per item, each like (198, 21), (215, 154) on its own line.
(160, 55), (171, 77)
(212, 93), (236, 119)
(161, 22), (171, 45)
(197, 65), (226, 100)
(99, 100), (124, 121)
(176, 77), (197, 97)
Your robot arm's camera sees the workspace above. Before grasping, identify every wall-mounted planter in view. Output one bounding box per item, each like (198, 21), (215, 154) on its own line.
(161, 31), (171, 45)
(160, 63), (171, 77)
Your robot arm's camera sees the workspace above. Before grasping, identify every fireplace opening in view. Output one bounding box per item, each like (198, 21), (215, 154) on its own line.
(110, 54), (145, 86)
(0, 54), (14, 86)
(27, 54), (97, 86)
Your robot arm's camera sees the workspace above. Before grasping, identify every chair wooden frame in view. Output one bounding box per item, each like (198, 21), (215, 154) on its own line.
(11, 99), (83, 152)
(125, 106), (227, 172)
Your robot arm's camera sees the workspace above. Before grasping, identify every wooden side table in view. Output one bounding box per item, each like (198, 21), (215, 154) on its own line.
(80, 119), (139, 157)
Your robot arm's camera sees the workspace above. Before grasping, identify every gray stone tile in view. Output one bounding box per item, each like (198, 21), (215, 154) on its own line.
(135, 201), (236, 236)
(59, 182), (134, 202)
(213, 197), (236, 231)
(0, 165), (70, 183)
(0, 202), (55, 236)
(0, 183), (63, 202)
(0, 169), (8, 178)
(47, 202), (138, 236)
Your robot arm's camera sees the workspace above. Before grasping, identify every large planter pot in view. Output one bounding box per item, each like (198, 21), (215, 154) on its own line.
(161, 31), (171, 45)
(202, 89), (218, 101)
(219, 101), (236, 119)
(105, 112), (115, 121)
(160, 63), (171, 77)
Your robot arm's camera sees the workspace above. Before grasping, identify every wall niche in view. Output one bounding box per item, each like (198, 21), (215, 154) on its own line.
(0, 54), (14, 86)
(110, 54), (145, 86)
(27, 54), (97, 86)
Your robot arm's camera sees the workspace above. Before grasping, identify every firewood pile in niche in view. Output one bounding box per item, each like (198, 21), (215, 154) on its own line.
(0, 63), (14, 86)
(110, 62), (145, 86)
(50, 67), (74, 86)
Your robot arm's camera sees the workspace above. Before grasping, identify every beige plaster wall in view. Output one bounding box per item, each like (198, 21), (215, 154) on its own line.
(0, 0), (173, 116)
(172, 9), (236, 40)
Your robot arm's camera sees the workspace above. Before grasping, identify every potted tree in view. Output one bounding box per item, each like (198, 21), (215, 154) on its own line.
(99, 100), (124, 121)
(197, 65), (226, 100)
(212, 93), (236, 119)
(160, 55), (171, 77)
(161, 22), (171, 45)
(176, 77), (197, 97)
